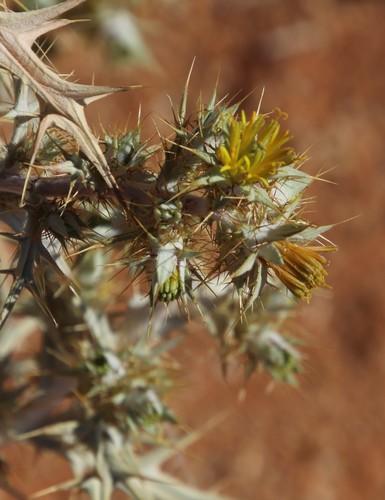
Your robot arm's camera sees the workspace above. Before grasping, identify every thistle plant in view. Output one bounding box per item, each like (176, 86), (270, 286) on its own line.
(0, 0), (337, 498)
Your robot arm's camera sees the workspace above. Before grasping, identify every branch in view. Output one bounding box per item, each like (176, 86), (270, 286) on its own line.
(0, 171), (154, 206)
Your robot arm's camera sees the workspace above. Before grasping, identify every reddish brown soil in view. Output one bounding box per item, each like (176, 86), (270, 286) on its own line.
(2, 1), (385, 498)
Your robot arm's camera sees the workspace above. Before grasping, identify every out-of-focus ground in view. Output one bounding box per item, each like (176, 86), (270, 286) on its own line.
(2, 0), (385, 498)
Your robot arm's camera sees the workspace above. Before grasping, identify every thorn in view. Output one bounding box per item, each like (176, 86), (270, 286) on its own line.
(179, 58), (195, 127)
(256, 86), (265, 116)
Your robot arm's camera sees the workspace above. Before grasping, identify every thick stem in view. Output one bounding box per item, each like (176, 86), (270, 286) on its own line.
(0, 172), (213, 220)
(0, 171), (154, 206)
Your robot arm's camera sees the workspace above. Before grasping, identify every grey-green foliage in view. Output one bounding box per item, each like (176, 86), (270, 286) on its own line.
(0, 1), (336, 498)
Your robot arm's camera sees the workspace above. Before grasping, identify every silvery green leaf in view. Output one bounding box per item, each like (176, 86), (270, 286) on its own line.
(272, 175), (312, 208)
(255, 222), (308, 244)
(17, 420), (79, 441)
(194, 167), (226, 187)
(155, 240), (182, 286)
(231, 252), (257, 278)
(189, 148), (216, 165)
(113, 479), (143, 500)
(272, 165), (311, 179)
(255, 330), (301, 383)
(127, 473), (232, 500)
(237, 184), (277, 212)
(29, 476), (90, 499)
(258, 243), (283, 265)
(128, 429), (234, 500)
(242, 260), (267, 313)
(287, 224), (333, 243)
(81, 307), (116, 349)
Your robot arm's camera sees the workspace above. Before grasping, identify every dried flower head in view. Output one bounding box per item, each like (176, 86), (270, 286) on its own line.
(270, 242), (336, 302)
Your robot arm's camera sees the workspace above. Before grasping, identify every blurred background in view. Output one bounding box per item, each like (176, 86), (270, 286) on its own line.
(3, 0), (385, 498)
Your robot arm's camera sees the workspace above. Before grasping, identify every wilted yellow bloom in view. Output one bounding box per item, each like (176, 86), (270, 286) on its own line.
(271, 241), (336, 302)
(216, 110), (295, 186)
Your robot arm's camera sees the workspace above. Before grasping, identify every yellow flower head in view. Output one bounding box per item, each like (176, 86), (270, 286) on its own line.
(216, 110), (296, 186)
(270, 241), (336, 302)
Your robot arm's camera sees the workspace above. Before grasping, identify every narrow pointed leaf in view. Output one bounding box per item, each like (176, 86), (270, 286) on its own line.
(231, 252), (257, 278)
(287, 224), (334, 243)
